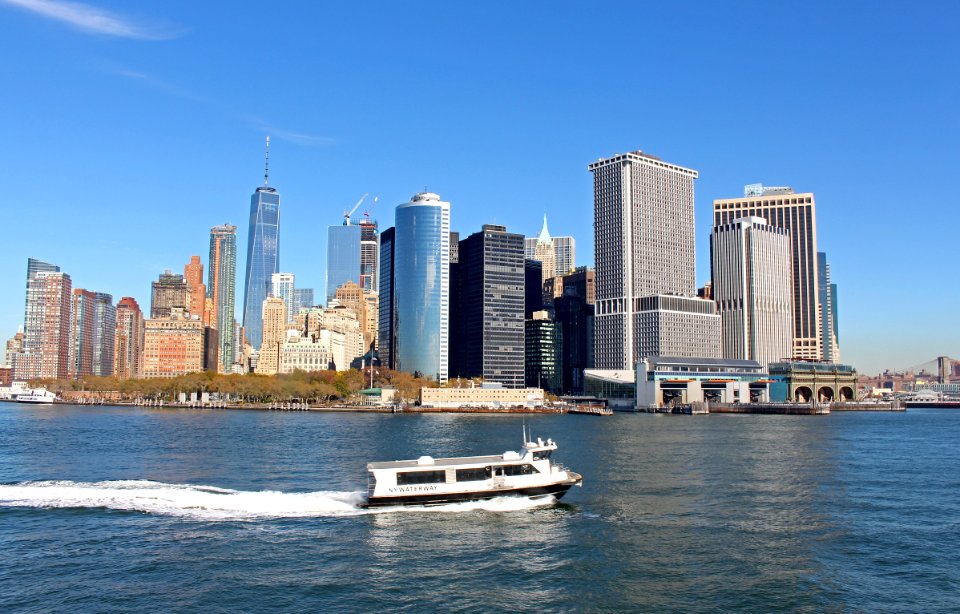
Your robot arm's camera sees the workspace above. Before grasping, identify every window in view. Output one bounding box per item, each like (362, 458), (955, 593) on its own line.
(396, 470), (446, 485)
(504, 464), (541, 476)
(456, 467), (490, 482)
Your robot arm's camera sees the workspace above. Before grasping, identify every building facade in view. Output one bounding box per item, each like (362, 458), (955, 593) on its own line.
(553, 235), (576, 277)
(420, 385), (545, 409)
(334, 280), (378, 352)
(142, 311), (207, 378)
(713, 185), (821, 360)
(70, 289), (96, 378)
(377, 227), (396, 369)
(114, 297), (144, 379)
(634, 295), (721, 359)
(184, 256), (207, 323)
(208, 224), (237, 371)
(16, 266), (72, 380)
(635, 356), (771, 408)
(525, 310), (561, 394)
(256, 296), (288, 375)
(711, 216), (793, 368)
(242, 142), (281, 351)
(272, 272), (296, 323)
(293, 288), (314, 316)
(150, 271), (189, 319)
(393, 192), (450, 383)
(817, 251), (840, 363)
(326, 223), (361, 303)
(589, 150), (700, 369)
(454, 224), (525, 388)
(359, 217), (379, 292)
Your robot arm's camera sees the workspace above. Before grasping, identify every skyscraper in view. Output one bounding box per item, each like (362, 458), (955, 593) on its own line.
(326, 223), (361, 303)
(70, 289), (96, 378)
(272, 272), (296, 322)
(590, 150), (717, 368)
(453, 224), (525, 387)
(818, 251), (840, 363)
(377, 227), (396, 369)
(393, 192), (450, 383)
(359, 217), (379, 292)
(16, 264), (72, 380)
(524, 217), (575, 277)
(532, 215), (556, 283)
(293, 288), (314, 317)
(256, 296), (287, 375)
(242, 137), (280, 350)
(711, 216), (793, 368)
(525, 310), (562, 393)
(151, 271), (189, 319)
(713, 185), (821, 360)
(114, 297), (144, 379)
(92, 292), (115, 377)
(184, 256), (207, 322)
(208, 224), (237, 371)
(553, 236), (576, 277)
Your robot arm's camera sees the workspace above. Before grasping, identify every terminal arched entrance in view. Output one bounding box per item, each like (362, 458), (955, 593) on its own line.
(839, 386), (855, 401)
(795, 386), (813, 402)
(818, 387), (835, 402)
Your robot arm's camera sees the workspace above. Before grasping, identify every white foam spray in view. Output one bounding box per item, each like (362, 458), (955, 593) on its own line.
(0, 480), (555, 520)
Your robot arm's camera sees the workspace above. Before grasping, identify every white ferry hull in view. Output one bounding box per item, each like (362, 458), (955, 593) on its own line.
(364, 473), (581, 508)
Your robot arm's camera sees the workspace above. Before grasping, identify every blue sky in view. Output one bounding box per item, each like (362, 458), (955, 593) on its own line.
(0, 0), (957, 375)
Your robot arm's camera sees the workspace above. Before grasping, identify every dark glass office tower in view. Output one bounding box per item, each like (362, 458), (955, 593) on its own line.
(525, 312), (561, 393)
(454, 224), (525, 388)
(242, 138), (280, 350)
(377, 227), (396, 369)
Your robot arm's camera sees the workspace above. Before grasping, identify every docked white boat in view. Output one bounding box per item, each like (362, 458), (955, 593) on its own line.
(364, 435), (582, 507)
(15, 389), (58, 404)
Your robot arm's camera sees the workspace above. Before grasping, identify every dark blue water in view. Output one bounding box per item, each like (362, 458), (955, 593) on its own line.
(1, 405), (958, 612)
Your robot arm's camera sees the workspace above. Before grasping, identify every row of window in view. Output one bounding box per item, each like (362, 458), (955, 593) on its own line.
(395, 464), (541, 485)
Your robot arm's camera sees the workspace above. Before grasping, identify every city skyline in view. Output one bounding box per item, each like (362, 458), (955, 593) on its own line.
(0, 2), (957, 375)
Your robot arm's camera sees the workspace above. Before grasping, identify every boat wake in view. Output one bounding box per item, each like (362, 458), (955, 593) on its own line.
(0, 480), (555, 520)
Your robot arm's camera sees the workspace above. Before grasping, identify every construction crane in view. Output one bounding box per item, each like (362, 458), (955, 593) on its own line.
(362, 196), (379, 221)
(343, 193), (369, 225)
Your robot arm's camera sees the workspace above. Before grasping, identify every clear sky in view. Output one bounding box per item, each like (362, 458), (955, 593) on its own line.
(0, 0), (957, 376)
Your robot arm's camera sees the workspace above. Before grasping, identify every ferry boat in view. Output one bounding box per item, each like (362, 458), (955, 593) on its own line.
(364, 435), (582, 507)
(15, 389), (58, 404)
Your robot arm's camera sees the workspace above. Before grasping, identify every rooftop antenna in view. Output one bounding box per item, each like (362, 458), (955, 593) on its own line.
(264, 135), (270, 187)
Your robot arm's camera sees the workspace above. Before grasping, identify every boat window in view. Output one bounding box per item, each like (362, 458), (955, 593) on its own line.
(532, 451), (552, 461)
(455, 467), (490, 482)
(503, 464), (540, 476)
(396, 470), (446, 485)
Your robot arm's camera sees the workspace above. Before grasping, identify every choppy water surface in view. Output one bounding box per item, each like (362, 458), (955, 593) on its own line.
(1, 405), (958, 612)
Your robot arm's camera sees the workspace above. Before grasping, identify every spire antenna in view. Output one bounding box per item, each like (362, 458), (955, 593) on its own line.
(264, 135), (270, 186)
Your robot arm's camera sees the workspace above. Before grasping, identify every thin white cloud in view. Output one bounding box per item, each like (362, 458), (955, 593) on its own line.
(1, 0), (179, 40)
(108, 66), (335, 147)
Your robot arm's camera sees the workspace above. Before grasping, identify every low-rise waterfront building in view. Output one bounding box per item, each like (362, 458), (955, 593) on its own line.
(420, 385), (545, 409)
(583, 369), (636, 409)
(635, 356), (771, 409)
(768, 360), (857, 402)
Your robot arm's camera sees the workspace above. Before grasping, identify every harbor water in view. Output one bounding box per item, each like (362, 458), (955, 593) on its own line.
(1, 404), (958, 612)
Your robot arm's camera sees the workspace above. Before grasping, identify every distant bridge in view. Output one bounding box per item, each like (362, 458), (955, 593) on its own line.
(902, 356), (960, 384)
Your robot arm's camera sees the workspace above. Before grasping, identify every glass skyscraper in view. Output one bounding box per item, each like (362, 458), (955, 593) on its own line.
(393, 192), (450, 383)
(377, 227), (396, 369)
(242, 181), (280, 350)
(326, 223), (361, 304)
(209, 224), (237, 372)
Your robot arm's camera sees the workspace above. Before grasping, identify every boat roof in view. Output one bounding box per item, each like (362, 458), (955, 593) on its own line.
(368, 453), (523, 470)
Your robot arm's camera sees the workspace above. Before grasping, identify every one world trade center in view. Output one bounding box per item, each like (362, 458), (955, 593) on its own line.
(242, 137), (280, 350)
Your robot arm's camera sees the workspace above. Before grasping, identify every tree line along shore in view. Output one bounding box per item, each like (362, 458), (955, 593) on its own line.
(25, 369), (444, 406)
